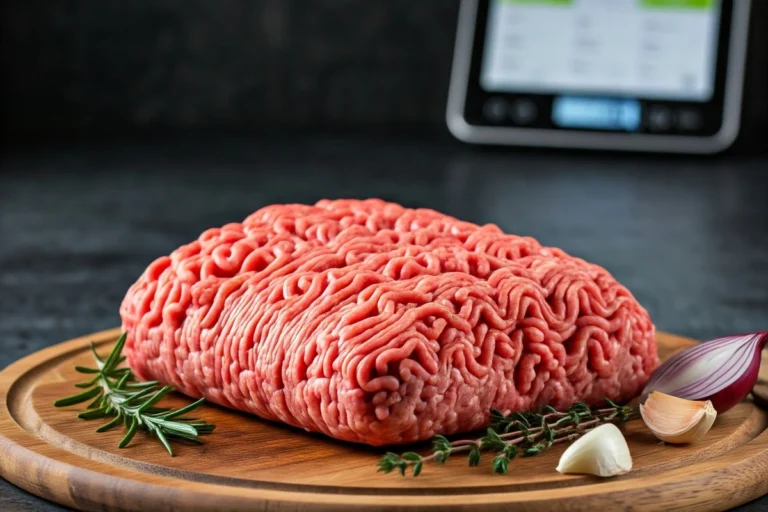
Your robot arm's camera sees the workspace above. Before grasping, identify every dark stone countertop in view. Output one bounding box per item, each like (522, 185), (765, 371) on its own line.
(1, 136), (767, 511)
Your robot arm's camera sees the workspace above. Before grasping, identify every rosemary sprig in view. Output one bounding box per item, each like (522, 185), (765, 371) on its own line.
(54, 333), (215, 456)
(378, 400), (636, 476)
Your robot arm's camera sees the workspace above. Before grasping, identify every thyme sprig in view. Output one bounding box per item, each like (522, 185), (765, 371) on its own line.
(378, 400), (636, 476)
(54, 333), (215, 456)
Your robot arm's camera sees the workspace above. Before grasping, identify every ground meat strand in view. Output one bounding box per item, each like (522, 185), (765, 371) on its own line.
(120, 199), (656, 446)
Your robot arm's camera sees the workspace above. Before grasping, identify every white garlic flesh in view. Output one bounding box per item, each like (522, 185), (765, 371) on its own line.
(556, 423), (633, 477)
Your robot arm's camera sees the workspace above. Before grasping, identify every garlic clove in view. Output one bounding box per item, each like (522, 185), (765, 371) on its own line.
(556, 423), (632, 477)
(640, 391), (716, 444)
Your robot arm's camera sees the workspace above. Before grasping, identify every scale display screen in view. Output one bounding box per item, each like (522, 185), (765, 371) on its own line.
(481, 0), (722, 102)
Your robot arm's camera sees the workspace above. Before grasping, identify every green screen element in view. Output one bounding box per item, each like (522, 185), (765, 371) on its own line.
(640, 0), (714, 9)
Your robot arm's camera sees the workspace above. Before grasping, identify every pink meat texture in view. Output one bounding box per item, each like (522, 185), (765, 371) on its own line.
(120, 199), (657, 446)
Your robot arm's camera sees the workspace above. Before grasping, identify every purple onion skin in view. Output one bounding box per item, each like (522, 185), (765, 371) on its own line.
(698, 332), (768, 414)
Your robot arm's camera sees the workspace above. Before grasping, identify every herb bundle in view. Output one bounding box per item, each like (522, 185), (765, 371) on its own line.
(54, 333), (215, 456)
(378, 400), (636, 476)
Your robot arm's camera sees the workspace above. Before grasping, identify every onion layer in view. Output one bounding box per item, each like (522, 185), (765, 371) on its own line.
(642, 331), (768, 414)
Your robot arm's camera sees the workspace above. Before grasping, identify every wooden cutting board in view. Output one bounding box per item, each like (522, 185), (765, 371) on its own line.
(2, 329), (768, 512)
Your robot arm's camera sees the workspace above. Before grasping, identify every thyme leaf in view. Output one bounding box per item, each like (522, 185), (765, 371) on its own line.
(378, 400), (637, 476)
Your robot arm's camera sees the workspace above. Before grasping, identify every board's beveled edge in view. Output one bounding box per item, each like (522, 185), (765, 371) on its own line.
(2, 330), (768, 511)
(0, 327), (121, 389)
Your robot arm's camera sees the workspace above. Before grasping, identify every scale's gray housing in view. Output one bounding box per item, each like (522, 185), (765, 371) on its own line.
(446, 0), (752, 154)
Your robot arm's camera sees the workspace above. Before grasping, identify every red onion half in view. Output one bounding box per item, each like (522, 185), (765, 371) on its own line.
(642, 331), (768, 414)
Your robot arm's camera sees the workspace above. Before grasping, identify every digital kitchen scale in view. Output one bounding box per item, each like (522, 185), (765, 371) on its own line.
(446, 0), (751, 153)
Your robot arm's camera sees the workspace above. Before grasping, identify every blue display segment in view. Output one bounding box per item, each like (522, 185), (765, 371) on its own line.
(552, 96), (641, 132)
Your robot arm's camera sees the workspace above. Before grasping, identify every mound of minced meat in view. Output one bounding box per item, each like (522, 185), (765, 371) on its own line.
(120, 199), (656, 446)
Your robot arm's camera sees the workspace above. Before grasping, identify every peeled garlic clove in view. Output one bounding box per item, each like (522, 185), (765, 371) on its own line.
(556, 423), (632, 477)
(640, 391), (716, 444)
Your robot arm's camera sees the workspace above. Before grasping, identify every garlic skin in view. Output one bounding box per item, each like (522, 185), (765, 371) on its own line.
(556, 423), (632, 477)
(640, 391), (717, 444)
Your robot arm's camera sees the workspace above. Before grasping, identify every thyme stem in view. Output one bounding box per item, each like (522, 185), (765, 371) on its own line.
(378, 401), (637, 476)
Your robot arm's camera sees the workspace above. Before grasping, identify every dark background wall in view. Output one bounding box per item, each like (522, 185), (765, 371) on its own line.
(1, 0), (766, 145)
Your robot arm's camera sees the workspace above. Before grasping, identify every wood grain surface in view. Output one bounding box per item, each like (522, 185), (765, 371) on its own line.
(2, 328), (768, 512)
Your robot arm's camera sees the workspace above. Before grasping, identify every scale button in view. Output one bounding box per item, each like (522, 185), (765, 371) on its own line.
(677, 108), (703, 131)
(510, 98), (538, 125)
(483, 98), (508, 123)
(647, 105), (672, 132)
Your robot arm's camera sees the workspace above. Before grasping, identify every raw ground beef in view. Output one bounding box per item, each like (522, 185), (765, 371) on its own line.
(120, 199), (657, 446)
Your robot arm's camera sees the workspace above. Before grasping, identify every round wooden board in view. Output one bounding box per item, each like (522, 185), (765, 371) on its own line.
(2, 329), (768, 512)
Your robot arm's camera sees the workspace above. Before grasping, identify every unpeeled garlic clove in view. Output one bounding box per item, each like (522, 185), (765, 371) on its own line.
(640, 391), (716, 444)
(556, 423), (632, 477)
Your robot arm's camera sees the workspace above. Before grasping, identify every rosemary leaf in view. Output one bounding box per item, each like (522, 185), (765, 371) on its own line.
(53, 386), (102, 407)
(78, 408), (110, 420)
(161, 397), (206, 420)
(102, 333), (127, 371)
(165, 433), (205, 444)
(158, 421), (199, 438)
(75, 375), (101, 388)
(96, 415), (123, 433)
(119, 416), (139, 448)
(123, 387), (157, 404)
(86, 393), (105, 410)
(74, 366), (101, 374)
(115, 372), (131, 389)
(143, 407), (172, 415)
(189, 424), (216, 434)
(153, 427), (174, 456)
(137, 386), (174, 413)
(124, 381), (159, 389)
(90, 343), (105, 363)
